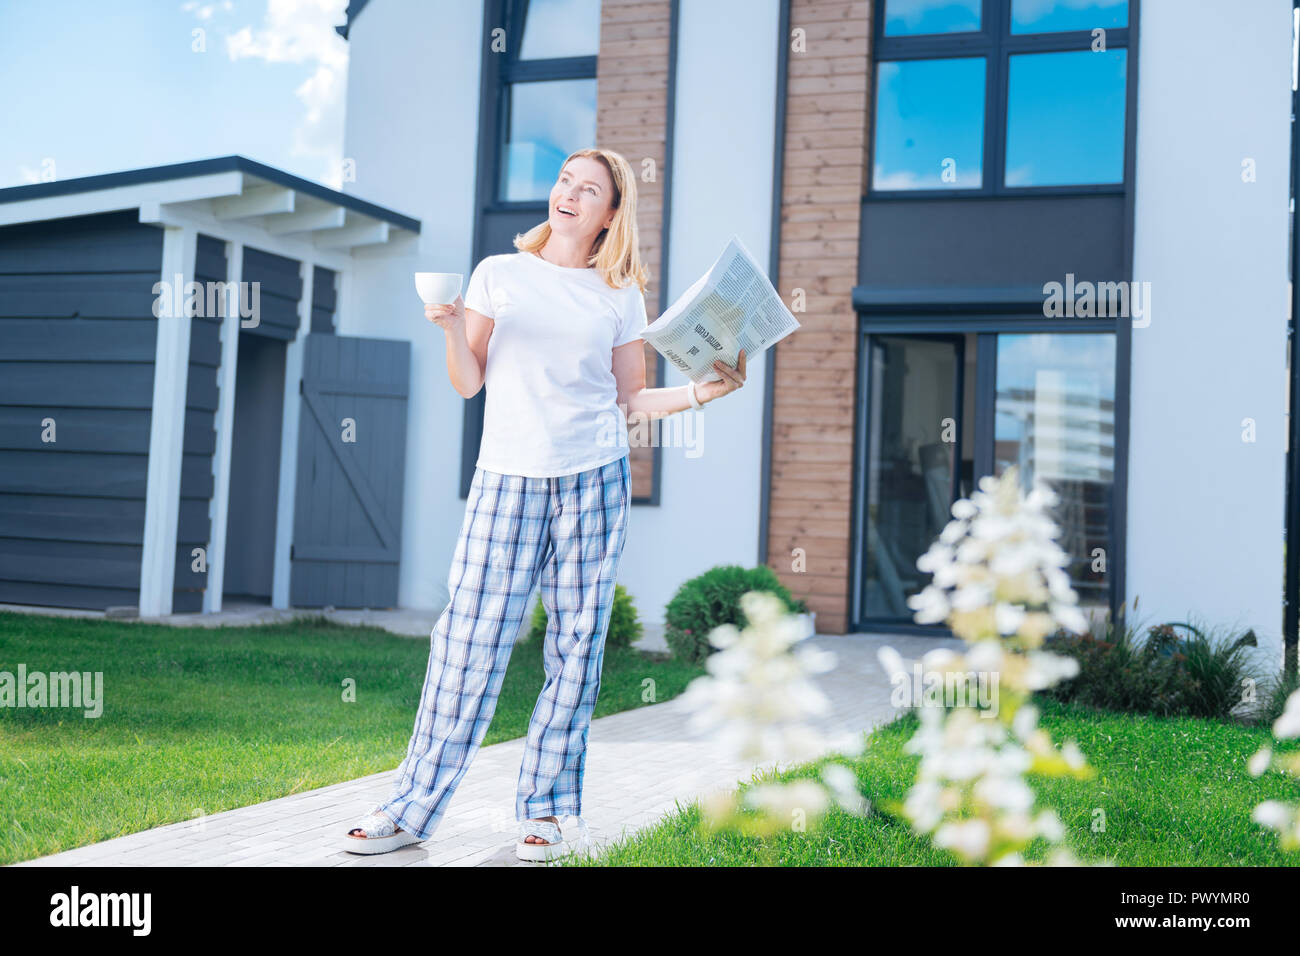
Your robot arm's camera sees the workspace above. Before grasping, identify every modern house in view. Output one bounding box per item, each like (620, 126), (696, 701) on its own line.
(1, 0), (1294, 669)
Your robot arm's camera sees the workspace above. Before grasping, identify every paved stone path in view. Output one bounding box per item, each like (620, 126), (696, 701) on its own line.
(10, 608), (956, 867)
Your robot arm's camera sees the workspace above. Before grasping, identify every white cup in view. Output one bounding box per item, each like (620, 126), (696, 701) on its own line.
(414, 272), (462, 305)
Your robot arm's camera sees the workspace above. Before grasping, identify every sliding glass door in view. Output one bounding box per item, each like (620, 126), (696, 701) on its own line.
(855, 327), (1117, 629)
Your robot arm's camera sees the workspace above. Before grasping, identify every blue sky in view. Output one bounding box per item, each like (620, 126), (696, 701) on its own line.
(0, 0), (349, 190)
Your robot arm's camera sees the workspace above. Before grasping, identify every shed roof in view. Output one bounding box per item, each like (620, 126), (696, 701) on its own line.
(0, 156), (420, 257)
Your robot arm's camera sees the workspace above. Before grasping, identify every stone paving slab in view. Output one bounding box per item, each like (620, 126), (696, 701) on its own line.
(0, 598), (672, 650)
(14, 632), (957, 867)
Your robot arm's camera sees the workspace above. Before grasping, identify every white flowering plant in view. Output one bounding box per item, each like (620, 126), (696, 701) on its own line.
(1248, 687), (1300, 849)
(878, 467), (1096, 866)
(681, 589), (870, 840)
(906, 466), (1090, 647)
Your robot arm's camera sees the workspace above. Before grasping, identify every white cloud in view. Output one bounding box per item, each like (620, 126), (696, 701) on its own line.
(224, 0), (349, 187)
(181, 0), (219, 20)
(1014, 0), (1125, 21)
(1004, 164), (1035, 187)
(872, 166), (981, 190)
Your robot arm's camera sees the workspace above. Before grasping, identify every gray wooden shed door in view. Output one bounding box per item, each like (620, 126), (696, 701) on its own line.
(290, 334), (410, 608)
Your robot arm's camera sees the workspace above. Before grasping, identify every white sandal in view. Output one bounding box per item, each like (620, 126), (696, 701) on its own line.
(515, 815), (592, 862)
(343, 804), (421, 855)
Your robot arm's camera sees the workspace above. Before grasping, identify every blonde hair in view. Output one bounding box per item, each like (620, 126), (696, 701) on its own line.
(513, 147), (650, 295)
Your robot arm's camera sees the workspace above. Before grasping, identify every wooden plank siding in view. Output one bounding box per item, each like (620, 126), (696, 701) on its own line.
(596, 0), (672, 501)
(764, 0), (871, 633)
(310, 266), (337, 334)
(240, 246), (303, 341)
(0, 210), (164, 610)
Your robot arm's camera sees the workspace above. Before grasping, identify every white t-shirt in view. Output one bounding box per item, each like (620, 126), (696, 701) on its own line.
(462, 250), (649, 477)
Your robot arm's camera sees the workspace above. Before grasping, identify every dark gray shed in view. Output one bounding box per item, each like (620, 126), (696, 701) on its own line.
(0, 157), (421, 616)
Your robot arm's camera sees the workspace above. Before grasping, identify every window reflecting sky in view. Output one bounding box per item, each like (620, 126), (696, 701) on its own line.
(873, 57), (985, 190)
(995, 333), (1116, 460)
(997, 333), (1116, 396)
(501, 78), (597, 202)
(519, 0), (601, 59)
(1005, 49), (1126, 186)
(994, 333), (1115, 603)
(883, 0), (981, 36)
(1010, 0), (1128, 34)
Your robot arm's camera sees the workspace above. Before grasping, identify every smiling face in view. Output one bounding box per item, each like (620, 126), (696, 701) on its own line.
(548, 155), (616, 244)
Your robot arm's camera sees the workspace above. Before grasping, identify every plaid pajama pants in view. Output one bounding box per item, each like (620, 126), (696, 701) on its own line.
(377, 453), (631, 841)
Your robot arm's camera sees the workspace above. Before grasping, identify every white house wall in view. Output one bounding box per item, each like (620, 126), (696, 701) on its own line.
(1127, 0), (1292, 664)
(340, 0), (486, 611)
(616, 0), (780, 625)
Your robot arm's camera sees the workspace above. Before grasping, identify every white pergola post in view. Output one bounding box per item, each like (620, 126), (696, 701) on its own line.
(139, 224), (197, 617)
(271, 259), (317, 609)
(202, 241), (244, 613)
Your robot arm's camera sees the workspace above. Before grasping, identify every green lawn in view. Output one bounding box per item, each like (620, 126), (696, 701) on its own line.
(576, 696), (1300, 866)
(0, 610), (703, 865)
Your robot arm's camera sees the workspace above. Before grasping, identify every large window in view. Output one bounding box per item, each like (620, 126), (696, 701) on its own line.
(497, 0), (600, 202)
(856, 327), (1117, 626)
(871, 0), (1130, 194)
(464, 0), (620, 499)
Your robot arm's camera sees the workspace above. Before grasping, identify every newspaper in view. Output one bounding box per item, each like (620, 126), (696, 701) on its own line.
(639, 234), (800, 383)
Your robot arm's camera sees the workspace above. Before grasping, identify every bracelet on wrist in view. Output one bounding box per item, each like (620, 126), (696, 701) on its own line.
(686, 381), (703, 410)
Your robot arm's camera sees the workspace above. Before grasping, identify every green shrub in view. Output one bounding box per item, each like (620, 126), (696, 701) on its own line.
(1256, 664), (1300, 727)
(1168, 622), (1258, 719)
(526, 583), (643, 649)
(664, 565), (803, 664)
(1042, 618), (1261, 720)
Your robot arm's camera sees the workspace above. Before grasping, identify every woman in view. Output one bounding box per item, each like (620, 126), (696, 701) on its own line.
(343, 147), (747, 862)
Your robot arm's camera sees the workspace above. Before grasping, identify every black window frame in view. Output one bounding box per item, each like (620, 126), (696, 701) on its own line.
(849, 314), (1123, 634)
(492, 0), (599, 208)
(460, 0), (602, 498)
(869, 0), (1131, 199)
